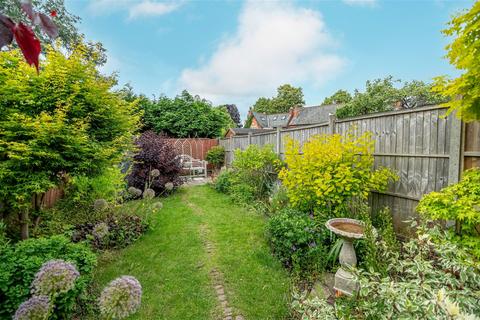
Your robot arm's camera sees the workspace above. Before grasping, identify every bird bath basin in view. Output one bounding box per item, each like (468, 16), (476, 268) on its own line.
(326, 218), (366, 297)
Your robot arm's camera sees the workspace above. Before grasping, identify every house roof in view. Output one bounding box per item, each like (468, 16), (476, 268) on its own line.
(252, 112), (290, 128)
(224, 128), (274, 137)
(289, 104), (340, 126)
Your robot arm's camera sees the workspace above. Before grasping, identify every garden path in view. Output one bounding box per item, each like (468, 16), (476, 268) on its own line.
(92, 185), (290, 319)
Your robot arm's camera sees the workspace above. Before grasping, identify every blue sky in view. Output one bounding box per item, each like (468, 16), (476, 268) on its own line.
(66, 0), (472, 119)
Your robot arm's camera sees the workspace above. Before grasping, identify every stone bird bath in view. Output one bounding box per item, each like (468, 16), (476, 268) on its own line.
(325, 218), (365, 297)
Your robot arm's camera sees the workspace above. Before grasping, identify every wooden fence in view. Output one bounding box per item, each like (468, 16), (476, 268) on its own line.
(220, 105), (480, 234)
(164, 138), (218, 161)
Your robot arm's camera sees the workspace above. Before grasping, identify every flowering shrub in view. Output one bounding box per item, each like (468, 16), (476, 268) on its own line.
(31, 260), (79, 297)
(13, 296), (51, 320)
(417, 168), (480, 258)
(279, 132), (397, 214)
(126, 131), (182, 195)
(99, 276), (142, 319)
(266, 208), (329, 277)
(0, 236), (96, 318)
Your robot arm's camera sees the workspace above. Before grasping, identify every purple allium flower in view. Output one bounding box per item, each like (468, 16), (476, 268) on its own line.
(308, 241), (317, 248)
(165, 182), (174, 191)
(93, 222), (109, 239)
(93, 199), (108, 211)
(150, 169), (160, 178)
(143, 188), (155, 199)
(99, 276), (142, 319)
(152, 202), (163, 210)
(14, 296), (50, 320)
(31, 260), (80, 296)
(291, 245), (297, 252)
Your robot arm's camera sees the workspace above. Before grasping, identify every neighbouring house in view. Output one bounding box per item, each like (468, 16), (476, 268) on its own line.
(247, 104), (341, 129)
(249, 112), (291, 129)
(288, 103), (339, 128)
(224, 128), (274, 138)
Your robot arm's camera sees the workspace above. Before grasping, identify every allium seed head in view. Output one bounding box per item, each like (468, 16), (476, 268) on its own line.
(165, 182), (174, 191)
(152, 202), (163, 210)
(143, 188), (155, 199)
(128, 187), (143, 198)
(93, 222), (109, 239)
(14, 296), (50, 320)
(31, 260), (80, 296)
(150, 169), (160, 177)
(93, 199), (108, 211)
(99, 276), (142, 319)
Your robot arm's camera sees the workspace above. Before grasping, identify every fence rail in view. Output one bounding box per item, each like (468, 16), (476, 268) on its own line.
(220, 105), (480, 234)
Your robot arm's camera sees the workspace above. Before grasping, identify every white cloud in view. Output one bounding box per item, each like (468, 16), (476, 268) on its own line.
(129, 1), (181, 19)
(179, 1), (346, 113)
(342, 0), (377, 7)
(88, 0), (181, 19)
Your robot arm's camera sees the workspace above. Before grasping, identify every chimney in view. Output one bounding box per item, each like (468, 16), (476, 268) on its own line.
(290, 104), (302, 118)
(394, 100), (403, 110)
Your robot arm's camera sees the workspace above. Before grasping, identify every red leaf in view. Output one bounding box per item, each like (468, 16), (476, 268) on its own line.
(50, 10), (57, 18)
(20, 0), (35, 21)
(13, 23), (41, 72)
(0, 14), (14, 48)
(38, 13), (58, 38)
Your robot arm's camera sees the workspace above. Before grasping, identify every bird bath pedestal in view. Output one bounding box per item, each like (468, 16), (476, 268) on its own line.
(325, 218), (365, 297)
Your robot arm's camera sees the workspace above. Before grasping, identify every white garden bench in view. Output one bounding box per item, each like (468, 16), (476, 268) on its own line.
(176, 154), (208, 178)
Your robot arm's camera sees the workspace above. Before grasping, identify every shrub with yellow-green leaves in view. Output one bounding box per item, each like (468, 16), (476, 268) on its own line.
(0, 45), (140, 239)
(279, 131), (397, 214)
(417, 168), (480, 258)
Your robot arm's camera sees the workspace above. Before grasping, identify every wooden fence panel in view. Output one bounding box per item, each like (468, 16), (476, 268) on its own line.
(219, 105), (479, 234)
(164, 138), (218, 161)
(464, 122), (480, 170)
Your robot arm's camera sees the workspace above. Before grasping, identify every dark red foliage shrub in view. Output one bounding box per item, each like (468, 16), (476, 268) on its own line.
(126, 131), (182, 195)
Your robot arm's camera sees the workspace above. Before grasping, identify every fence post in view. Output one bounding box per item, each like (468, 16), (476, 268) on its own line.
(248, 132), (252, 145)
(276, 127), (281, 155)
(229, 135), (233, 166)
(448, 112), (462, 185)
(329, 113), (336, 135)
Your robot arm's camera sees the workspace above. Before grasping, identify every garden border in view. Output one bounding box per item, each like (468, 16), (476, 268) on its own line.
(220, 105), (480, 234)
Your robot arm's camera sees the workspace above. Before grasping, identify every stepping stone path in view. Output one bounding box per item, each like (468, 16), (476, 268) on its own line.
(184, 194), (245, 320)
(204, 234), (245, 320)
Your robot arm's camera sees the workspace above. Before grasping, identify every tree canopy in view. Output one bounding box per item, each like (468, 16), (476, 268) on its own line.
(322, 89), (352, 105)
(1, 0), (80, 49)
(142, 90), (233, 138)
(433, 1), (480, 121)
(335, 77), (444, 118)
(222, 104), (242, 127)
(252, 84), (304, 114)
(0, 46), (140, 237)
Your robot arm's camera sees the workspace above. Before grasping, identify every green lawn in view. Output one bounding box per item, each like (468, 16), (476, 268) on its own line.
(91, 185), (291, 319)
